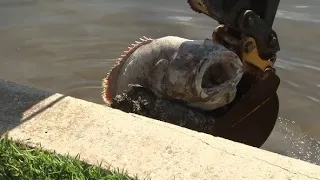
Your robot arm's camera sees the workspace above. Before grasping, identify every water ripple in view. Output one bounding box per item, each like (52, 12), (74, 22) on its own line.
(61, 81), (102, 95)
(276, 10), (320, 23)
(306, 95), (320, 103)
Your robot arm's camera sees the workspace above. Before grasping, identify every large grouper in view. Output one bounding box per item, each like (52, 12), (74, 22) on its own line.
(102, 36), (244, 111)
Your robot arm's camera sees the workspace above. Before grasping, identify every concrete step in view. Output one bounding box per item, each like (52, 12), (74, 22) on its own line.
(1, 78), (320, 180)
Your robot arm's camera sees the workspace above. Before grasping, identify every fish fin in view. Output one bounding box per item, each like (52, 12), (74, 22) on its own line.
(102, 36), (154, 105)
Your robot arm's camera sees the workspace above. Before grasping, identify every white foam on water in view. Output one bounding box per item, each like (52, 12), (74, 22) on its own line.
(284, 80), (300, 88)
(263, 117), (320, 166)
(294, 5), (309, 9)
(275, 58), (298, 70)
(167, 16), (192, 21)
(277, 58), (320, 72)
(306, 95), (320, 103)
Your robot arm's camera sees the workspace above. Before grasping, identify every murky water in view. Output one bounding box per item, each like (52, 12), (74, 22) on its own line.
(0, 0), (319, 165)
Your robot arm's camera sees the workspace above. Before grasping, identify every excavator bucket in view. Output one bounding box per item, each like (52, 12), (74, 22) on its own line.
(215, 70), (280, 147)
(187, 0), (282, 147)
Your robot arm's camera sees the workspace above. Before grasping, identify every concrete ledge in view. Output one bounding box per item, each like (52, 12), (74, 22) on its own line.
(1, 79), (320, 180)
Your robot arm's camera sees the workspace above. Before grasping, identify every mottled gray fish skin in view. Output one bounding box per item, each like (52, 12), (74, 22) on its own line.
(104, 36), (244, 110)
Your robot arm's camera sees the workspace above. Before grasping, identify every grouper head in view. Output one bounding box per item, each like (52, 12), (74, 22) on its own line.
(152, 38), (243, 111)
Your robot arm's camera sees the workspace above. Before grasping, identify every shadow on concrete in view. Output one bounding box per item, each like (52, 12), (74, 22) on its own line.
(0, 79), (66, 135)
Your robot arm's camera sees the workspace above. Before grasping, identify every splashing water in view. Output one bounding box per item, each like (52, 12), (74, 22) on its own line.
(263, 117), (320, 165)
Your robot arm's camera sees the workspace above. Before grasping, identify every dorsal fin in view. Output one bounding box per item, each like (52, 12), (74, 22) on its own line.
(102, 36), (153, 105)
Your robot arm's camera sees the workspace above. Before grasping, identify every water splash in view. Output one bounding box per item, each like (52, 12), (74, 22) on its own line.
(263, 117), (320, 165)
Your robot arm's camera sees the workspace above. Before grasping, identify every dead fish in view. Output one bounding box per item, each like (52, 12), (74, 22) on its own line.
(102, 36), (243, 110)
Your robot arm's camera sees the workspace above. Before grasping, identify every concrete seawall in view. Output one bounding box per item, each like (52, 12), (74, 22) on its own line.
(1, 78), (320, 180)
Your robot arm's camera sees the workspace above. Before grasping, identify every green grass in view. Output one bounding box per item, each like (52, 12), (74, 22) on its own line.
(0, 135), (139, 180)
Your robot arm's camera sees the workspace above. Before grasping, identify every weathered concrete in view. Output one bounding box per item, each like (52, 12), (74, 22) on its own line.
(1, 79), (320, 180)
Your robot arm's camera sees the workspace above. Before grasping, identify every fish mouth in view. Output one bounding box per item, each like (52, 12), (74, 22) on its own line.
(196, 51), (243, 99)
